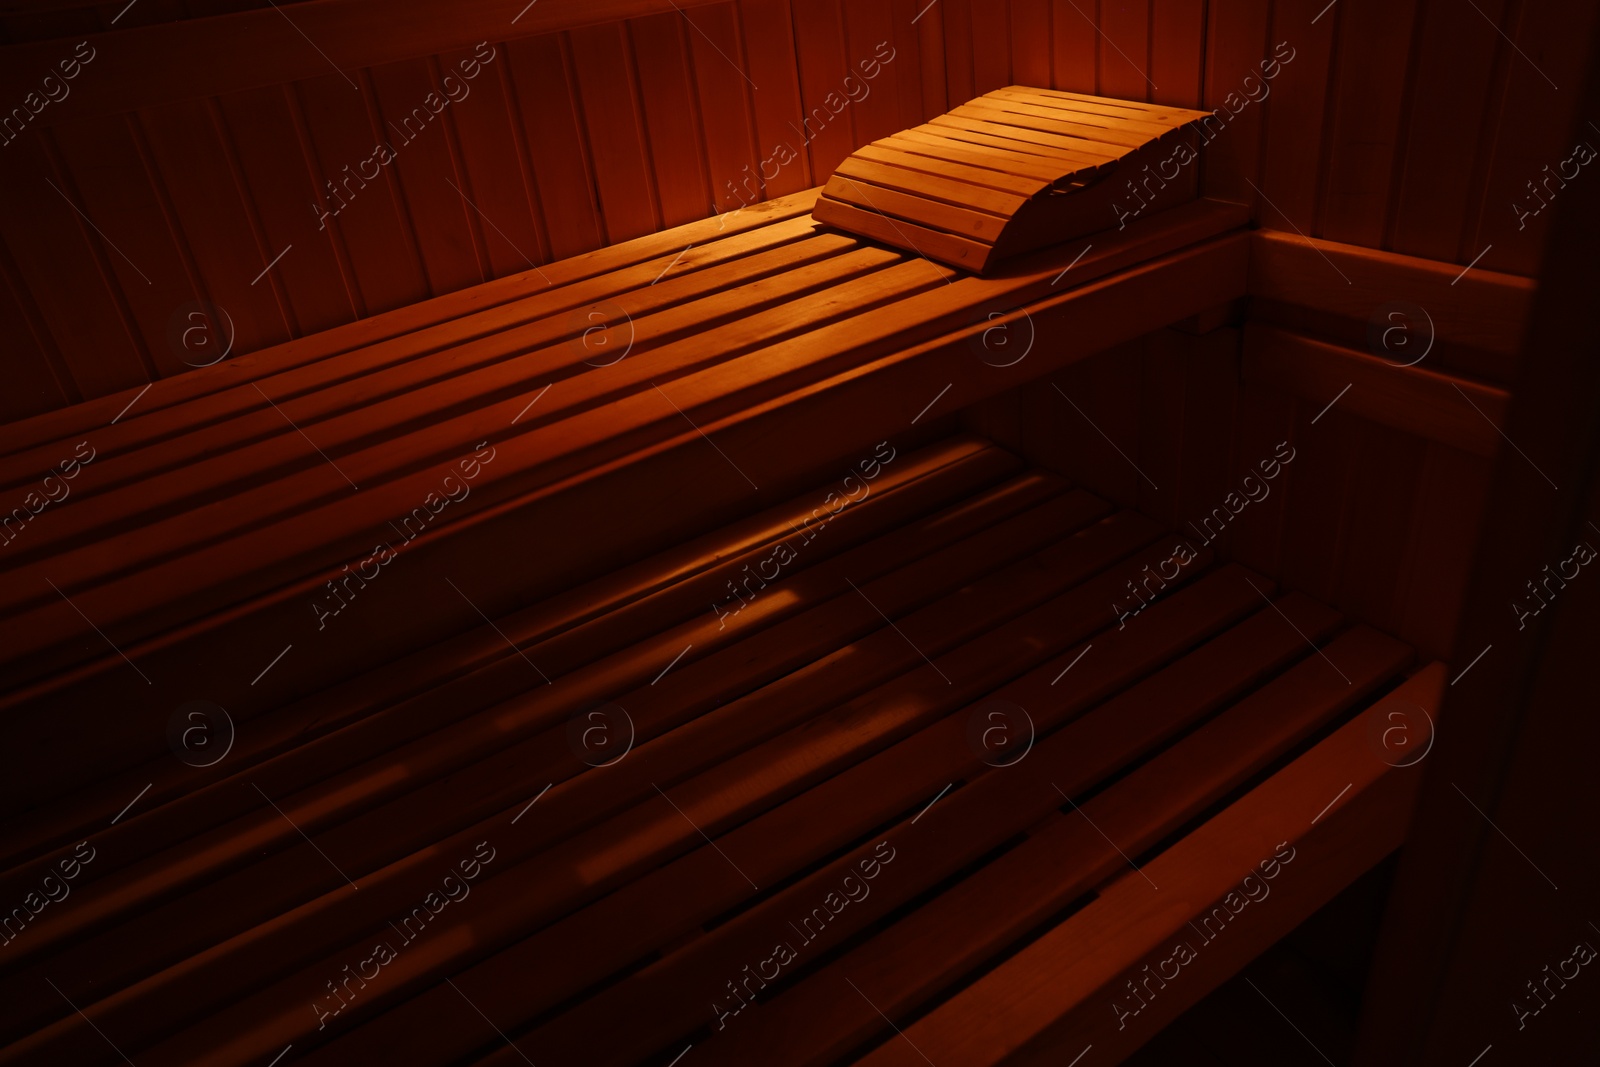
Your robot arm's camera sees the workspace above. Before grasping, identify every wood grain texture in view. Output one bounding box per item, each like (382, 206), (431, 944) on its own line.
(0, 0), (1582, 422)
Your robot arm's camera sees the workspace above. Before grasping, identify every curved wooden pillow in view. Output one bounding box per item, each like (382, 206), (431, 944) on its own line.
(814, 85), (1212, 274)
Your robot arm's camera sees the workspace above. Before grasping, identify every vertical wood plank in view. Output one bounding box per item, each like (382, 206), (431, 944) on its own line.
(1332, 422), (1429, 634)
(1099, 0), (1151, 102)
(0, 241), (73, 422)
(139, 98), (292, 357)
(1199, 0), (1273, 210)
(686, 2), (763, 213)
(1225, 381), (1297, 579)
(0, 132), (151, 398)
(1010, 0), (1053, 89)
(502, 33), (603, 260)
(1051, 0), (1098, 94)
(738, 0), (814, 195)
(367, 57), (491, 297)
(1317, 0), (1421, 245)
(843, 0), (903, 146)
(1387, 0), (1509, 263)
(1473, 0), (1600, 275)
(791, 0), (858, 179)
(1175, 327), (1239, 545)
(887, 0), (928, 129)
(969, 0), (1012, 94)
(915, 0), (949, 117)
(1137, 328), (1187, 527)
(294, 70), (428, 315)
(1253, 0), (1338, 232)
(50, 113), (200, 379)
(568, 22), (661, 244)
(629, 15), (714, 227)
(214, 85), (356, 336)
(943, 0), (976, 104)
(1394, 444), (1493, 661)
(1278, 402), (1360, 605)
(441, 41), (551, 278)
(1149, 0), (1204, 109)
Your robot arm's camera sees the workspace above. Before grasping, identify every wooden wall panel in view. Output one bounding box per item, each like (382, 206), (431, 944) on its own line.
(688, 3), (763, 213)
(1051, 0), (1098, 93)
(502, 34), (602, 259)
(442, 42), (552, 274)
(631, 14), (716, 226)
(569, 23), (662, 244)
(1256, 0), (1338, 232)
(996, 318), (1499, 664)
(139, 99), (294, 356)
(1010, 0), (1053, 89)
(1318, 0), (1421, 246)
(1099, 0), (1152, 102)
(1150, 0), (1205, 109)
(1474, 0), (1600, 275)
(304, 67), (431, 312)
(737, 0), (813, 195)
(1199, 0), (1272, 209)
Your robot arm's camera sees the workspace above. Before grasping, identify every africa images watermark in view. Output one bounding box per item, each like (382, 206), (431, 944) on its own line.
(716, 40), (897, 228)
(1109, 841), (1298, 1031)
(710, 440), (897, 630)
(311, 440), (497, 630)
(311, 840), (497, 1029)
(0, 440), (96, 548)
(1113, 40), (1298, 230)
(312, 42), (498, 230)
(0, 40), (96, 147)
(711, 839), (898, 1030)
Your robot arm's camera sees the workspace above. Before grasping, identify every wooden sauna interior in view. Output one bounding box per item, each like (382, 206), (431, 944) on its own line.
(2, 1), (1599, 1065)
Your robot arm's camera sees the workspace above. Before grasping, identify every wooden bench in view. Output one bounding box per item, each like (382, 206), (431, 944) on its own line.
(0, 428), (1439, 1066)
(0, 90), (1450, 1067)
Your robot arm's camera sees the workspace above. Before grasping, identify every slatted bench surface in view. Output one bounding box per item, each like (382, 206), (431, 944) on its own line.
(0, 181), (1245, 713)
(0, 436), (1431, 1067)
(815, 87), (1210, 274)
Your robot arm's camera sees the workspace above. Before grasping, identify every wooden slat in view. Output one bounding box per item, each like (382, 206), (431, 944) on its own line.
(78, 506), (1173, 1064)
(686, 3), (762, 214)
(928, 113), (1126, 159)
(1243, 322), (1511, 458)
(0, 192), (818, 464)
(812, 195), (993, 270)
(0, 216), (825, 494)
(0, 243), (921, 591)
(694, 599), (1388, 1067)
(950, 100), (1162, 146)
(852, 663), (1437, 1067)
(0, 437), (1020, 866)
(1198, 0), (1272, 208)
(1248, 228), (1534, 362)
(0, 200), (1250, 793)
(835, 155), (1030, 214)
(824, 177), (1012, 240)
(1, 478), (1100, 1046)
(790, 0), (856, 179)
(1256, 0), (1338, 233)
(570, 22), (661, 243)
(1318, 0), (1421, 245)
(855, 141), (1053, 195)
